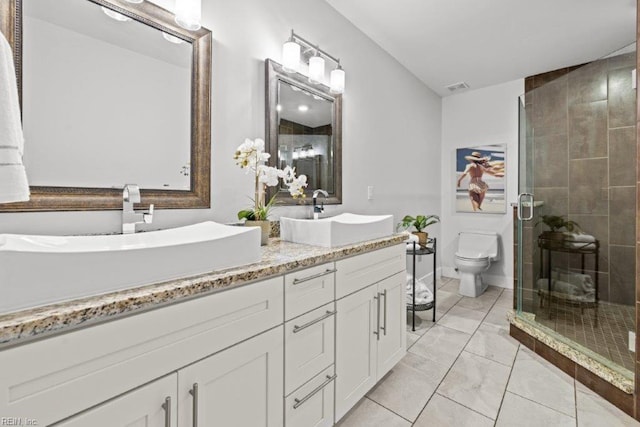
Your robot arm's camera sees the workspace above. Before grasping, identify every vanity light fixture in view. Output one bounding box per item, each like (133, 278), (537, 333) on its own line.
(175, 0), (202, 31)
(330, 64), (345, 94)
(308, 52), (325, 84)
(282, 30), (345, 93)
(282, 35), (301, 73)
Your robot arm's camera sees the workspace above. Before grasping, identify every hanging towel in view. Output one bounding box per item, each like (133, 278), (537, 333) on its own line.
(0, 31), (29, 203)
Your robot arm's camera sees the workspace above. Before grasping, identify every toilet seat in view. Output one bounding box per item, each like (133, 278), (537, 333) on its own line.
(455, 254), (489, 262)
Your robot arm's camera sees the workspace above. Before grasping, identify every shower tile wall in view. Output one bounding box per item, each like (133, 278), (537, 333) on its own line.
(524, 52), (637, 309)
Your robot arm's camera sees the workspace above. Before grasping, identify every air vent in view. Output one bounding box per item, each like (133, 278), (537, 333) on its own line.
(446, 81), (470, 92)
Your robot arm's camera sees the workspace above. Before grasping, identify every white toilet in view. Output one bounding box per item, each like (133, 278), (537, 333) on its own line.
(454, 231), (500, 297)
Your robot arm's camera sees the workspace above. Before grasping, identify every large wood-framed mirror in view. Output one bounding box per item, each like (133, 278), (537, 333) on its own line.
(265, 58), (342, 205)
(0, 0), (211, 211)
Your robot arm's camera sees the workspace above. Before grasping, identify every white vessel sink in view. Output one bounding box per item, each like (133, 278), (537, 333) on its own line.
(280, 213), (394, 248)
(0, 221), (261, 314)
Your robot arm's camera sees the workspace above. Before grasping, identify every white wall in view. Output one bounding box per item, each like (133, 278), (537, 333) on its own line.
(440, 79), (524, 288)
(1, 0), (442, 241)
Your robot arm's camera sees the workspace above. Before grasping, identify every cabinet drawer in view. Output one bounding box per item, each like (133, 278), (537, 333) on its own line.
(285, 365), (335, 427)
(0, 277), (284, 426)
(336, 245), (405, 299)
(285, 302), (335, 395)
(285, 262), (335, 320)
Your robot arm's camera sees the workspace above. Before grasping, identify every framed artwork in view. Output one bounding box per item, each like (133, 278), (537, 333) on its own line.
(456, 145), (506, 213)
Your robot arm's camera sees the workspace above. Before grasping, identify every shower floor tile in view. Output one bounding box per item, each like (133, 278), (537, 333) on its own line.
(533, 297), (635, 371)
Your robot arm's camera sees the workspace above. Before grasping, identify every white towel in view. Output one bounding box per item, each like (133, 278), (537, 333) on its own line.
(406, 274), (434, 305)
(563, 232), (596, 243)
(0, 31), (29, 203)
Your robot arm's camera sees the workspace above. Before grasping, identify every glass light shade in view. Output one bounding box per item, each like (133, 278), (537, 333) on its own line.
(162, 32), (185, 44)
(101, 7), (131, 22)
(330, 67), (345, 93)
(308, 55), (325, 84)
(282, 41), (300, 72)
(292, 150), (299, 160)
(307, 147), (315, 157)
(175, 0), (202, 31)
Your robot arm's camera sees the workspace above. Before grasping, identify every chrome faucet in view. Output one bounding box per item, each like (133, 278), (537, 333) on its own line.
(312, 189), (329, 220)
(122, 184), (154, 234)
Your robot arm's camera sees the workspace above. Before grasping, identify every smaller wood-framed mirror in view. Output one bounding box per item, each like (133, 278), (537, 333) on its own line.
(265, 58), (342, 205)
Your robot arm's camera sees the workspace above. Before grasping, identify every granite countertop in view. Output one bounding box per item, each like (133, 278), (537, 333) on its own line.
(0, 234), (407, 348)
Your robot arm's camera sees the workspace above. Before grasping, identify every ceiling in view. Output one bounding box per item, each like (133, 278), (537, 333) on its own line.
(324, 0), (637, 96)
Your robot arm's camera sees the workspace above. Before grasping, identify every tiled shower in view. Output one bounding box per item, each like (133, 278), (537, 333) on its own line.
(517, 43), (637, 373)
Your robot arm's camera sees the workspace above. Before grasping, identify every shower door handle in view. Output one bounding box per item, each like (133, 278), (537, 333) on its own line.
(517, 193), (534, 221)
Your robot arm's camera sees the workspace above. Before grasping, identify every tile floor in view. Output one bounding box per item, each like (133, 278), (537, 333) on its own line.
(336, 277), (640, 427)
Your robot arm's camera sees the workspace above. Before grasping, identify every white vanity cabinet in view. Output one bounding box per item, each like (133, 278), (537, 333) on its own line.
(0, 277), (284, 426)
(334, 246), (406, 422)
(178, 326), (284, 427)
(0, 242), (406, 427)
(53, 374), (177, 427)
(283, 264), (337, 427)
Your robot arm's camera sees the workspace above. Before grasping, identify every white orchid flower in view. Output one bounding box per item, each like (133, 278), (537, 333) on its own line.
(258, 165), (281, 187)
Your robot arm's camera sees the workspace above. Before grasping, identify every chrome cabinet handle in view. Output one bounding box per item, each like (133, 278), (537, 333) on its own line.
(381, 289), (387, 336)
(161, 396), (171, 427)
(293, 374), (337, 409)
(293, 310), (336, 333)
(517, 193), (534, 221)
(373, 293), (381, 340)
(189, 383), (199, 427)
(292, 268), (337, 285)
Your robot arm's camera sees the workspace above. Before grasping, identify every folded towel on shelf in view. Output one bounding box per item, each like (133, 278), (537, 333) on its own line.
(562, 232), (596, 243)
(536, 278), (596, 302)
(552, 269), (595, 294)
(0, 31), (29, 203)
(564, 241), (597, 250)
(406, 274), (434, 306)
(405, 234), (419, 243)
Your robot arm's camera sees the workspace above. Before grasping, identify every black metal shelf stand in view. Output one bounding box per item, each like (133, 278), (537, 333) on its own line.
(538, 235), (599, 326)
(407, 237), (436, 332)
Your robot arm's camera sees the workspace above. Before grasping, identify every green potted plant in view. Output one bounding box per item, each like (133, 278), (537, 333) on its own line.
(536, 214), (580, 248)
(397, 214), (440, 246)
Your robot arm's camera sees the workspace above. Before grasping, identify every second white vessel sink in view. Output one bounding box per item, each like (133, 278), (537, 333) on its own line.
(0, 221), (261, 314)
(280, 213), (394, 248)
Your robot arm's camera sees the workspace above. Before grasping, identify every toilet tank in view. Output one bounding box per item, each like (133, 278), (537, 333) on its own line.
(457, 231), (500, 261)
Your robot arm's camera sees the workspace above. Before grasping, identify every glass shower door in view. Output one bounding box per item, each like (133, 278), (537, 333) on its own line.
(516, 43), (637, 375)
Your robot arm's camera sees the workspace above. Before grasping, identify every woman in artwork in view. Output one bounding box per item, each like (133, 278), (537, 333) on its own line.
(457, 151), (504, 211)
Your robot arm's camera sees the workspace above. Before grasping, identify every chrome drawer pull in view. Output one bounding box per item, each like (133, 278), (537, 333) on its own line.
(161, 396), (171, 427)
(189, 383), (199, 427)
(293, 374), (337, 409)
(293, 310), (336, 333)
(292, 268), (337, 285)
